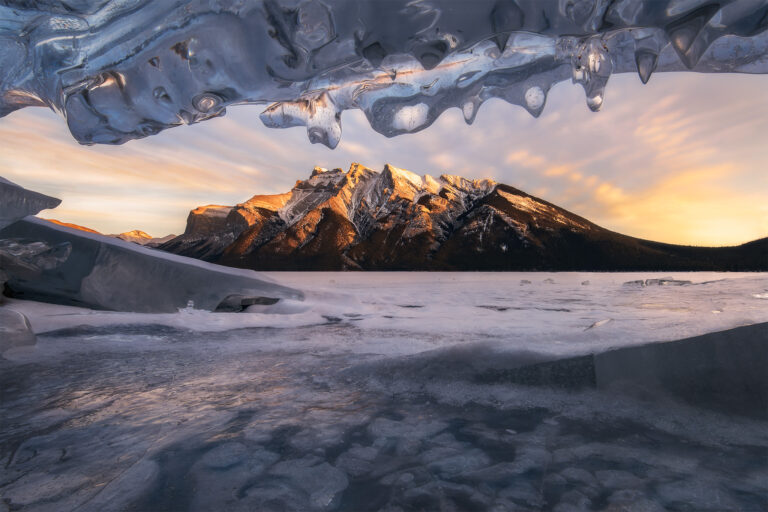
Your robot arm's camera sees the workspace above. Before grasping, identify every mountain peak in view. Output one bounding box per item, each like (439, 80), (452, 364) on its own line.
(347, 162), (374, 177)
(311, 166), (328, 177)
(379, 163), (429, 203)
(382, 164), (423, 187)
(190, 205), (231, 217)
(120, 230), (151, 239)
(241, 193), (292, 212)
(440, 174), (496, 194)
(158, 163), (767, 271)
(162, 163), (603, 269)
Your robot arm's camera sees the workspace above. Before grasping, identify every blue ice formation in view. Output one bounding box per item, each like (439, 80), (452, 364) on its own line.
(0, 1), (767, 147)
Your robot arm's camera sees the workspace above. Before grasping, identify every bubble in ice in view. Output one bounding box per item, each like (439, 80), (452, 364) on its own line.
(1, 1), (767, 147)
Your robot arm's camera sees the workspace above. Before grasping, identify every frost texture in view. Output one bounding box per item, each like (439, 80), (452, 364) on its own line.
(3, 273), (768, 510)
(0, 308), (36, 354)
(1, 0), (767, 147)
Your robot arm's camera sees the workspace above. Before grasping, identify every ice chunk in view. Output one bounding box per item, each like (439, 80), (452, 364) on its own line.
(655, 480), (742, 511)
(1, 2), (768, 146)
(369, 417), (448, 440)
(0, 308), (36, 355)
(425, 448), (491, 477)
(81, 460), (159, 512)
(594, 469), (644, 489)
(270, 459), (349, 509)
(0, 177), (62, 293)
(593, 322), (768, 418)
(585, 318), (612, 330)
(624, 278), (694, 287)
(0, 238), (72, 274)
(335, 445), (378, 478)
(476, 321), (768, 418)
(0, 217), (303, 313)
(199, 442), (248, 470)
(0, 177), (60, 230)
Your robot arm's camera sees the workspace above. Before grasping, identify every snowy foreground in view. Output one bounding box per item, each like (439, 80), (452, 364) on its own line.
(2, 272), (768, 511)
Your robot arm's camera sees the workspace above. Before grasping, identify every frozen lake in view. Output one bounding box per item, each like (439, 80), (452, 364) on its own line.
(2, 272), (768, 511)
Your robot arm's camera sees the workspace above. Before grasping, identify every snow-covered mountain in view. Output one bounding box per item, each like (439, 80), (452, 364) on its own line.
(113, 229), (152, 244)
(112, 230), (176, 247)
(160, 164), (768, 271)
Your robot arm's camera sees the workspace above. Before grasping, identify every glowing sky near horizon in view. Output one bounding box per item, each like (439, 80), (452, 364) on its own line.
(0, 72), (766, 246)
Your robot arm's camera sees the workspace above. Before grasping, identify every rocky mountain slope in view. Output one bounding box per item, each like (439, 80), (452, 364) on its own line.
(45, 218), (102, 234)
(159, 164), (768, 271)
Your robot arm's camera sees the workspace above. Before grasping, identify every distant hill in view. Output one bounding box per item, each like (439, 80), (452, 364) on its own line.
(111, 230), (176, 247)
(42, 220), (175, 247)
(158, 163), (768, 271)
(44, 218), (102, 234)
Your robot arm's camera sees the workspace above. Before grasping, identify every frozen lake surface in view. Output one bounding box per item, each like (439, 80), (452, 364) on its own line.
(2, 272), (768, 511)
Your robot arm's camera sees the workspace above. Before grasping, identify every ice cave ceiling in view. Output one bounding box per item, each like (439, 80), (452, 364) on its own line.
(0, 0), (767, 148)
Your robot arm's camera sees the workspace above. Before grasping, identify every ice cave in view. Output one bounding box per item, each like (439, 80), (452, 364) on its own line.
(1, 2), (768, 511)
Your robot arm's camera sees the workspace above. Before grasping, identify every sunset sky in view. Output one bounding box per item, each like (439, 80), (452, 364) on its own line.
(1, 72), (766, 246)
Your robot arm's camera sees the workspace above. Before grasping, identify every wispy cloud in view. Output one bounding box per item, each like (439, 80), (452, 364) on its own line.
(0, 72), (765, 245)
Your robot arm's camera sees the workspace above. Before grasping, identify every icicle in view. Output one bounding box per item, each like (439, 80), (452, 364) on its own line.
(260, 93), (342, 148)
(523, 86), (546, 117)
(490, 0), (524, 52)
(635, 49), (658, 84)
(666, 4), (720, 69)
(306, 109), (342, 149)
(462, 100), (479, 124)
(570, 38), (613, 112)
(7, 0), (768, 147)
(306, 93), (342, 148)
(585, 90), (604, 111)
(412, 40), (449, 70)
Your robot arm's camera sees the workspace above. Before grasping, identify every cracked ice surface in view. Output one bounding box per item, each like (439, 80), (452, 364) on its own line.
(2, 272), (768, 511)
(1, 1), (768, 147)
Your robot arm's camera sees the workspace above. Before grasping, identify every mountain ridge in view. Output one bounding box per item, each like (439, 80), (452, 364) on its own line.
(42, 220), (175, 247)
(158, 163), (768, 271)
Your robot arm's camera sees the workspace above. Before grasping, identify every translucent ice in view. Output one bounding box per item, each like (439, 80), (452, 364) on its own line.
(0, 308), (36, 355)
(0, 217), (303, 312)
(0, 177), (60, 230)
(4, 306), (767, 511)
(1, 1), (767, 147)
(0, 177), (61, 291)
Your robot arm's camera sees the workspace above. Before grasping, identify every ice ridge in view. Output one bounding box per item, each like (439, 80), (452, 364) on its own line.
(0, 1), (767, 147)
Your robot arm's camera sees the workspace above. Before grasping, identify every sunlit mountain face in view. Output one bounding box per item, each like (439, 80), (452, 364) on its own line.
(1, 0), (768, 147)
(157, 163), (768, 271)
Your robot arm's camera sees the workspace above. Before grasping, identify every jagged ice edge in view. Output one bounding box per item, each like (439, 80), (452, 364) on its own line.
(0, 1), (767, 148)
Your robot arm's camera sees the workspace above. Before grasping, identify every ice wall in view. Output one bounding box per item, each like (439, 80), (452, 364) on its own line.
(0, 217), (304, 312)
(0, 177), (60, 294)
(1, 1), (767, 147)
(0, 177), (60, 230)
